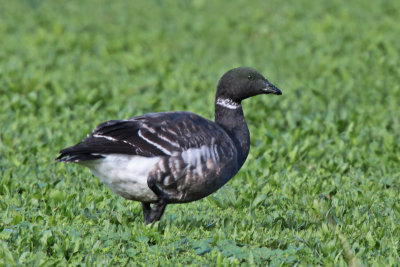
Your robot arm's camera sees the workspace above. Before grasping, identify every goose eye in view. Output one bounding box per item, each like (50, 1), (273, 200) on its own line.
(247, 75), (253, 80)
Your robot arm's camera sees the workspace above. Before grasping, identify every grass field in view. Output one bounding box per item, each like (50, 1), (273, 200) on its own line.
(1, 0), (400, 265)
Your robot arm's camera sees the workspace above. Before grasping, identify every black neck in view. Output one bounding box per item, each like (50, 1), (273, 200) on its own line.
(214, 100), (250, 168)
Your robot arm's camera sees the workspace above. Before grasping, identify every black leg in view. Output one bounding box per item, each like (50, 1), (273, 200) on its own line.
(147, 175), (169, 200)
(141, 202), (152, 224)
(144, 175), (169, 224)
(141, 201), (168, 225)
(149, 201), (167, 224)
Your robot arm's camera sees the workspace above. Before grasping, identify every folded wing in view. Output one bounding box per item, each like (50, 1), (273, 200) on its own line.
(56, 111), (233, 162)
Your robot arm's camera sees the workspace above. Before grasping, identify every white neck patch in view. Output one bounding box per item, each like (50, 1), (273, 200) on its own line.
(216, 98), (241, 109)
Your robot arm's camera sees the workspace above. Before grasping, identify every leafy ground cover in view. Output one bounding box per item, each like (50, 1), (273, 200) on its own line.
(1, 0), (400, 265)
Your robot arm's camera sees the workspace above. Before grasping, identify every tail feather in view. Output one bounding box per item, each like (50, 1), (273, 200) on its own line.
(56, 143), (105, 163)
(56, 152), (104, 163)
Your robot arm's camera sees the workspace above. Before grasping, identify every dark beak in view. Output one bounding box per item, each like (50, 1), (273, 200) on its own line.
(262, 81), (282, 95)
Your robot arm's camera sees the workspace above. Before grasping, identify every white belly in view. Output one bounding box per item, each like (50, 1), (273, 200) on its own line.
(81, 154), (160, 202)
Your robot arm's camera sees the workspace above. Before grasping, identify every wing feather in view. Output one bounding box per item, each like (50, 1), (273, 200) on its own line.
(56, 112), (233, 162)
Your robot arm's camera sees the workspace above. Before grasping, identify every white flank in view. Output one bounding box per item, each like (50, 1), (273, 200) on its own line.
(82, 154), (160, 202)
(181, 145), (218, 176)
(138, 130), (172, 155)
(216, 98), (241, 109)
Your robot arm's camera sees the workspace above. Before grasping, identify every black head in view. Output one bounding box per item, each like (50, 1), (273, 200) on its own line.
(216, 67), (282, 102)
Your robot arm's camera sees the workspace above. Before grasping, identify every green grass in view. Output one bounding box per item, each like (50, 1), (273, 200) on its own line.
(1, 0), (400, 265)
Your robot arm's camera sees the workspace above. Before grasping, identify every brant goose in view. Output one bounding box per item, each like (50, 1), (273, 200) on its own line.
(56, 67), (282, 224)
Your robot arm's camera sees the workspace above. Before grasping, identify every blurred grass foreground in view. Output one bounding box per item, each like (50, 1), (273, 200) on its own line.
(1, 0), (400, 265)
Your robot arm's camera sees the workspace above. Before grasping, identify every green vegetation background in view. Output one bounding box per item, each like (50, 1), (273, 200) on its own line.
(1, 0), (399, 265)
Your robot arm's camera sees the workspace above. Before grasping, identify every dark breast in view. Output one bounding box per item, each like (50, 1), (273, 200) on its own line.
(149, 137), (239, 203)
(138, 112), (239, 203)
